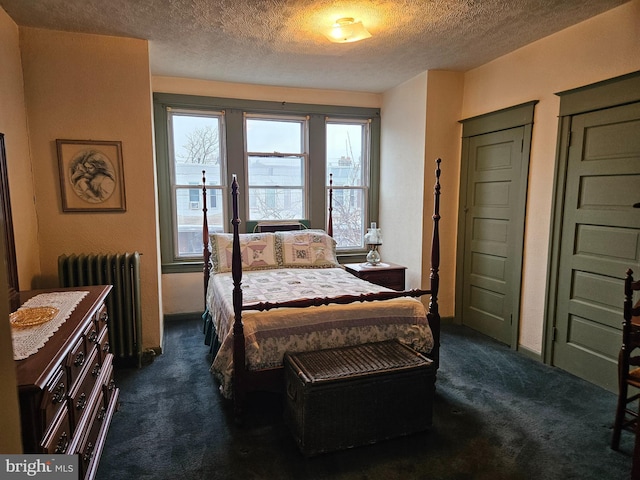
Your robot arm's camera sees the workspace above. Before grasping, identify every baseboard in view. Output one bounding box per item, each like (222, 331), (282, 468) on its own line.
(516, 344), (542, 362)
(164, 312), (204, 323)
(439, 316), (456, 325)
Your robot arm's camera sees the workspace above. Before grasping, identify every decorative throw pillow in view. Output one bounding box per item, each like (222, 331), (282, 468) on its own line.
(209, 232), (278, 273)
(276, 230), (340, 268)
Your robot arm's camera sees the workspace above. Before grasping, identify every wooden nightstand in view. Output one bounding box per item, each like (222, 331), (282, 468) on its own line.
(344, 262), (406, 291)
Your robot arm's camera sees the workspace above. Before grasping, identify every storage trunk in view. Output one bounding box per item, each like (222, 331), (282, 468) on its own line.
(284, 340), (435, 456)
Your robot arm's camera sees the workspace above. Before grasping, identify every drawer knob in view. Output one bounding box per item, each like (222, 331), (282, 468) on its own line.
(87, 330), (98, 343)
(103, 342), (110, 353)
(97, 406), (107, 422)
(91, 363), (102, 377)
(76, 392), (87, 411)
(54, 432), (69, 454)
(83, 442), (95, 463)
(74, 351), (85, 368)
(52, 382), (66, 404)
(100, 311), (108, 324)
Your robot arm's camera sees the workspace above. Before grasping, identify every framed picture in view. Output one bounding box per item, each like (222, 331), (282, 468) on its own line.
(56, 139), (126, 212)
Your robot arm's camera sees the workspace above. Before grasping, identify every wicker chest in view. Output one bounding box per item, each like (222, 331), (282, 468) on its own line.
(283, 340), (435, 456)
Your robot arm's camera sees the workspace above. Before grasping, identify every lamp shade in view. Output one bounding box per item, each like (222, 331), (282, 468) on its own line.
(364, 222), (382, 245)
(324, 17), (372, 43)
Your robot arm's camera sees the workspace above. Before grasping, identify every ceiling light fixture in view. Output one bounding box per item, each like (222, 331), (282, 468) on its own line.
(324, 17), (372, 43)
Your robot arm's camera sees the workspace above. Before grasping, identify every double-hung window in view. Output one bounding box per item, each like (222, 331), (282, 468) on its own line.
(326, 119), (370, 250)
(167, 109), (226, 259)
(154, 93), (380, 272)
(245, 115), (308, 221)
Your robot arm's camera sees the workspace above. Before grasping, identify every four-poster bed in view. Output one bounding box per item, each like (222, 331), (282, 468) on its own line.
(202, 159), (442, 420)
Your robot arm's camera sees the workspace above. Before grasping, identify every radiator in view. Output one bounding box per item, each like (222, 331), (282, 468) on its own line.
(58, 252), (142, 368)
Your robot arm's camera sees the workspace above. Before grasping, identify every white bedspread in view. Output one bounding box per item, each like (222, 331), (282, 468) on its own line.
(206, 267), (434, 398)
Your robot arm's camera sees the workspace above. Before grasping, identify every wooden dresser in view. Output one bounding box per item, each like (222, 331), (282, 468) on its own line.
(14, 285), (119, 480)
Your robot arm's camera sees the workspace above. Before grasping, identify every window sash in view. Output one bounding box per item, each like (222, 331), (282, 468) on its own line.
(245, 114), (309, 221)
(326, 119), (371, 251)
(168, 108), (227, 259)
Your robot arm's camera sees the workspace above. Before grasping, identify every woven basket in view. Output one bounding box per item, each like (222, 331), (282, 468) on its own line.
(284, 340), (435, 456)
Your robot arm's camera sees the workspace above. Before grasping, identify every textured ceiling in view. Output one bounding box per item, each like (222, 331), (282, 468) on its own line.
(0, 0), (629, 93)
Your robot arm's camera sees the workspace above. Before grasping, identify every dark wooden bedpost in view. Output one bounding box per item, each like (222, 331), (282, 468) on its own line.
(327, 173), (334, 237)
(428, 159), (441, 370)
(230, 175), (246, 422)
(202, 171), (211, 310)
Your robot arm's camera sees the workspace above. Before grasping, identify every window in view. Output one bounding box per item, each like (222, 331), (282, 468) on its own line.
(154, 94), (380, 272)
(168, 109), (226, 259)
(245, 115), (307, 220)
(326, 120), (370, 250)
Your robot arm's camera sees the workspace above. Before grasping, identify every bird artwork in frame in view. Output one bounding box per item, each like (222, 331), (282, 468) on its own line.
(56, 139), (126, 212)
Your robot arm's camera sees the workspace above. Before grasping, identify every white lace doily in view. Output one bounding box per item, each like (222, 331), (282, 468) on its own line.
(12, 291), (89, 360)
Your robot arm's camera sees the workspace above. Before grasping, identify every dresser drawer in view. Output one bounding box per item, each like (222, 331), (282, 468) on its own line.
(76, 354), (118, 480)
(101, 354), (116, 406)
(41, 406), (72, 454)
(67, 335), (88, 387)
(96, 327), (111, 363)
(39, 366), (68, 437)
(363, 270), (405, 290)
(84, 319), (100, 352)
(77, 389), (106, 479)
(69, 348), (100, 431)
(344, 263), (406, 291)
(94, 304), (109, 332)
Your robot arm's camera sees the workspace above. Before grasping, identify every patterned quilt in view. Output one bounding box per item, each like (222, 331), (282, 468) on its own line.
(206, 267), (434, 398)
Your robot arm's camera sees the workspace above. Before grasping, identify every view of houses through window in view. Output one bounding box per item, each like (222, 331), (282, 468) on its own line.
(326, 120), (369, 250)
(170, 110), (225, 257)
(167, 108), (372, 259)
(246, 115), (307, 221)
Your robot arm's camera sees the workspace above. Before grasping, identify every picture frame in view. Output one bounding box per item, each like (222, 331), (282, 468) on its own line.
(56, 139), (126, 212)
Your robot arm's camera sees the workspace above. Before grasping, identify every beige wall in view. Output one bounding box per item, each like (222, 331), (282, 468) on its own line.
(379, 71), (462, 318)
(422, 71), (463, 317)
(461, 0), (640, 353)
(152, 76), (382, 108)
(0, 8), (39, 290)
(0, 7), (25, 453)
(19, 28), (163, 350)
(380, 73), (427, 290)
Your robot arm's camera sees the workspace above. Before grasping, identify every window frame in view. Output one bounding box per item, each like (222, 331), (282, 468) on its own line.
(325, 118), (372, 251)
(166, 107), (227, 261)
(244, 113), (309, 222)
(153, 93), (380, 273)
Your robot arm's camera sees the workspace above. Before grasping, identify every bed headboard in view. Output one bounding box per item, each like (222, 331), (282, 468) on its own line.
(201, 172), (335, 308)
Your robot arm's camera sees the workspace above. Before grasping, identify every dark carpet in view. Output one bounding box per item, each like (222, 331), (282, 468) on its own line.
(96, 318), (635, 480)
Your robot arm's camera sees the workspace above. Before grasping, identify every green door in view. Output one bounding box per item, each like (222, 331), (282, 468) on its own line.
(552, 101), (640, 391)
(461, 127), (528, 345)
